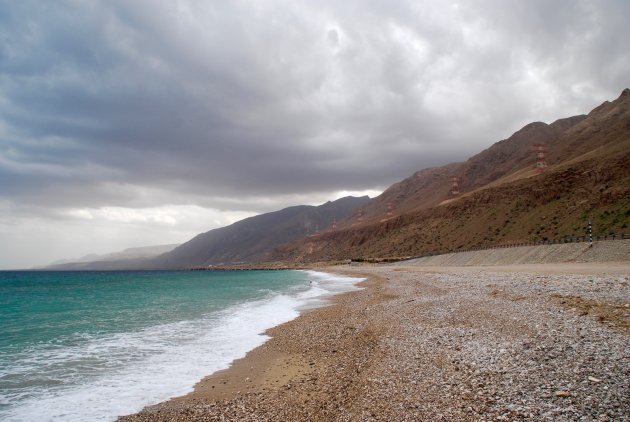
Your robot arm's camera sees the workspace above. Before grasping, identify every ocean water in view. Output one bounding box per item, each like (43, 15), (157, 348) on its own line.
(0, 270), (363, 422)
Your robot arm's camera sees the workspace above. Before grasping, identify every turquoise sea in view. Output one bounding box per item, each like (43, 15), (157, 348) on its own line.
(0, 270), (362, 421)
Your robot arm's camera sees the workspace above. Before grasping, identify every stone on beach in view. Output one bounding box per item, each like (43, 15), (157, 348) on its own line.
(119, 263), (630, 421)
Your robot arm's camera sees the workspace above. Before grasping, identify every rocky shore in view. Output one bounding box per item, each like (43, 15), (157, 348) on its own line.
(120, 263), (629, 421)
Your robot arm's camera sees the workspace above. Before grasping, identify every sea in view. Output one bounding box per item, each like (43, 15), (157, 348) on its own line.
(0, 269), (363, 422)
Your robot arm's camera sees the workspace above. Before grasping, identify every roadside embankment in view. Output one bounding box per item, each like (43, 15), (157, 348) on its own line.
(401, 239), (630, 267)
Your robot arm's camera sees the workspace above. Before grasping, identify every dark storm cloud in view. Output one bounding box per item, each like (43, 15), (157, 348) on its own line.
(1, 0), (629, 214)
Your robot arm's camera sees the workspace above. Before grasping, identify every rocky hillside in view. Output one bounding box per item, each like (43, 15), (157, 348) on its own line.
(346, 117), (587, 226)
(274, 89), (630, 262)
(47, 196), (370, 270)
(148, 196), (370, 268)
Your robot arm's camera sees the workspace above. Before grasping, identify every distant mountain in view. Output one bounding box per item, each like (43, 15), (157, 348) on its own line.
(48, 196), (370, 270)
(45, 244), (179, 269)
(151, 196), (370, 268)
(274, 89), (630, 262)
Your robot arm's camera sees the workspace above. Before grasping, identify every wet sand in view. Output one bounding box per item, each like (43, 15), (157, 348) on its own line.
(120, 262), (629, 421)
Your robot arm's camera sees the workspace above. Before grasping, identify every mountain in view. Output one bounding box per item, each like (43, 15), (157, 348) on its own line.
(45, 90), (629, 269)
(338, 113), (595, 227)
(151, 196), (370, 268)
(45, 244), (180, 269)
(48, 196), (370, 270)
(273, 89), (630, 262)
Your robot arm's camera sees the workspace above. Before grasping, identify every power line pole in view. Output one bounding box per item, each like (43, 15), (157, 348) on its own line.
(450, 176), (462, 196)
(531, 143), (548, 173)
(386, 202), (394, 218)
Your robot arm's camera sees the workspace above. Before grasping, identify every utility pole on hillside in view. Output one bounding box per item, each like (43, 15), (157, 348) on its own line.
(357, 207), (364, 224)
(450, 176), (462, 196)
(531, 143), (548, 173)
(386, 202), (395, 218)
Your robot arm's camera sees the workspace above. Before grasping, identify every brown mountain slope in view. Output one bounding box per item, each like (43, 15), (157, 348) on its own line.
(343, 89), (630, 228)
(274, 89), (630, 262)
(150, 196), (369, 268)
(47, 196), (370, 270)
(345, 117), (585, 226)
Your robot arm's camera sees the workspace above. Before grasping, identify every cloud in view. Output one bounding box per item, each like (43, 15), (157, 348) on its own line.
(1, 0), (629, 267)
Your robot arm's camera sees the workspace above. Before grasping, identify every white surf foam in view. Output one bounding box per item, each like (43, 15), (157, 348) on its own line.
(2, 271), (364, 422)
(295, 270), (364, 309)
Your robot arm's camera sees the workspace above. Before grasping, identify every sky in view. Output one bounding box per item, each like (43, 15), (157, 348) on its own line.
(1, 0), (629, 269)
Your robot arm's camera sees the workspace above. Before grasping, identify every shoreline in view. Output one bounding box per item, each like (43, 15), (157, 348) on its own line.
(167, 268), (375, 400)
(120, 262), (630, 420)
(119, 268), (385, 420)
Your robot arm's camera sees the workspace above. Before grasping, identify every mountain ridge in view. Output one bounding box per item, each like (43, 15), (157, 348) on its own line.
(272, 89), (630, 262)
(151, 195), (370, 268)
(44, 244), (179, 269)
(45, 89), (630, 269)
(47, 196), (370, 270)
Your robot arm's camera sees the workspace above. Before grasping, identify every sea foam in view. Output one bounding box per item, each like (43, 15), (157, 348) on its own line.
(2, 271), (363, 422)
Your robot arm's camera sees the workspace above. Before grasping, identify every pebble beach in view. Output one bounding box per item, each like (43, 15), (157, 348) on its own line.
(120, 262), (629, 421)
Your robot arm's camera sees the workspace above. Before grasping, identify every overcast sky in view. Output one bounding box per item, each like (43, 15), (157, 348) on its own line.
(1, 0), (628, 268)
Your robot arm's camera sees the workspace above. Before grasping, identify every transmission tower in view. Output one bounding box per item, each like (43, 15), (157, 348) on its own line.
(531, 143), (548, 173)
(386, 202), (394, 218)
(450, 176), (462, 196)
(357, 207), (364, 223)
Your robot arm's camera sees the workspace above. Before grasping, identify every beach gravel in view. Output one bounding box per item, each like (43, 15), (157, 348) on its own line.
(119, 264), (629, 421)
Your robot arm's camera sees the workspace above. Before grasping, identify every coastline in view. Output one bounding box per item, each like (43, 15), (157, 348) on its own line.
(120, 263), (630, 421)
